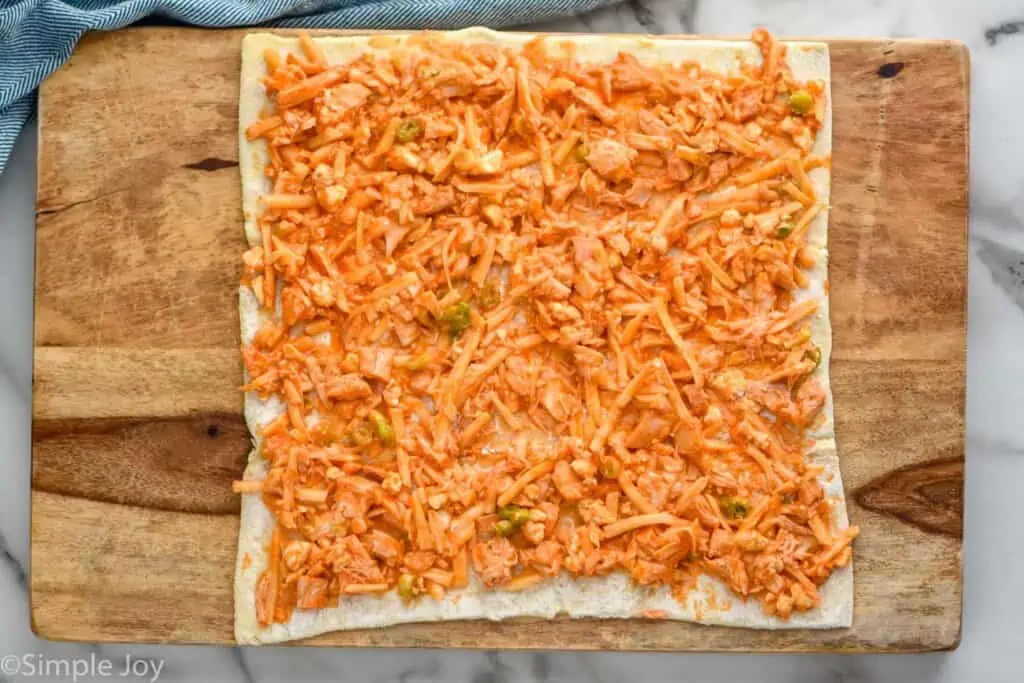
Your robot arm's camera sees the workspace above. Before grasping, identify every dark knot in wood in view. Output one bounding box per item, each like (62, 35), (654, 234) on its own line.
(877, 62), (906, 78)
(183, 157), (239, 172)
(854, 457), (964, 538)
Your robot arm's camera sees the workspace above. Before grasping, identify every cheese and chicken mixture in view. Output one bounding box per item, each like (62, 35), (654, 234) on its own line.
(235, 30), (858, 627)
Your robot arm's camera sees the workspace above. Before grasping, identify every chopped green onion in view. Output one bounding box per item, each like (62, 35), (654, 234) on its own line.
(776, 221), (794, 239)
(512, 508), (533, 525)
(720, 496), (750, 519)
(396, 118), (424, 143)
(495, 519), (519, 537)
(440, 301), (472, 339)
(788, 89), (814, 115)
(804, 345), (822, 369)
(573, 143), (590, 163)
(600, 457), (620, 479)
(397, 573), (415, 600)
(369, 410), (395, 446)
(497, 505), (533, 530)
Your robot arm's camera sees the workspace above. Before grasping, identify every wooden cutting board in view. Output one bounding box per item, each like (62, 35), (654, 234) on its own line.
(31, 28), (968, 652)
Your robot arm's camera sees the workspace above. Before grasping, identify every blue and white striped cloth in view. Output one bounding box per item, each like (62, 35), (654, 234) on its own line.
(0, 0), (617, 173)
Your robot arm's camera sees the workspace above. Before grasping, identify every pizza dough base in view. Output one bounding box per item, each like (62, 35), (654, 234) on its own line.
(234, 28), (848, 644)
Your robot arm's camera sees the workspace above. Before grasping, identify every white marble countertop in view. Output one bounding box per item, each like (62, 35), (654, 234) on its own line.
(2, 0), (1022, 680)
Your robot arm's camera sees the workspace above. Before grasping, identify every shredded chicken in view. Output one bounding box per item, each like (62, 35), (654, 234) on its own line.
(236, 29), (857, 627)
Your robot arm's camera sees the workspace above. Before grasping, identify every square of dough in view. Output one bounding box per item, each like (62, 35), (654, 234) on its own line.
(234, 28), (849, 644)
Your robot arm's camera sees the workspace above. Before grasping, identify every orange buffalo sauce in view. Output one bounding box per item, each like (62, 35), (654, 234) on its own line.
(235, 29), (856, 626)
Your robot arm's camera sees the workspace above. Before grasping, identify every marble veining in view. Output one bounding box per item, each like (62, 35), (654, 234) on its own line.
(2, 0), (1023, 680)
(976, 236), (1024, 312)
(984, 19), (1024, 45)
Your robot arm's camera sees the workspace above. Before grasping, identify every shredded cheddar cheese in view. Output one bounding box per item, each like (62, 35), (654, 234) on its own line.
(238, 29), (857, 627)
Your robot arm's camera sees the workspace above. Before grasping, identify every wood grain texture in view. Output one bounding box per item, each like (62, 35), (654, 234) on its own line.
(31, 29), (968, 652)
